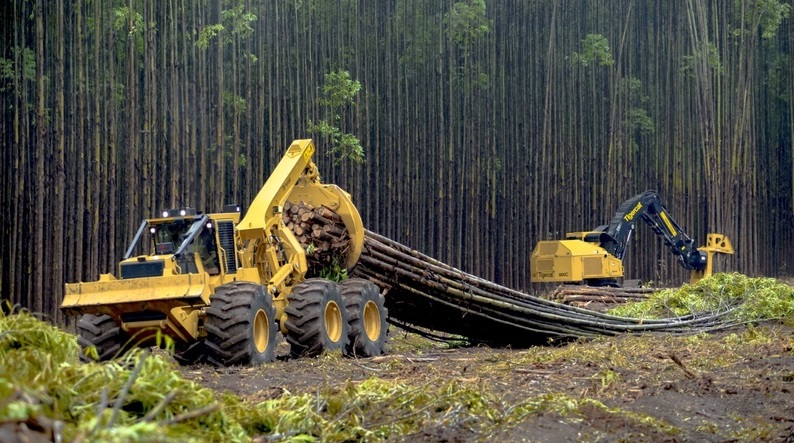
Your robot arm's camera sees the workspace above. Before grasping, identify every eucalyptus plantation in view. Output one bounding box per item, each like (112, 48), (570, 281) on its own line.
(0, 0), (792, 321)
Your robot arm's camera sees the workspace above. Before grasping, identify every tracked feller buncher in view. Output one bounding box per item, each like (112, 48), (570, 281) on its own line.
(531, 190), (734, 286)
(61, 139), (389, 365)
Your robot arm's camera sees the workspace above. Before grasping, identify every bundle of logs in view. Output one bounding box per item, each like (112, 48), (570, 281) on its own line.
(544, 286), (656, 312)
(283, 201), (351, 277)
(286, 202), (739, 345)
(353, 232), (741, 345)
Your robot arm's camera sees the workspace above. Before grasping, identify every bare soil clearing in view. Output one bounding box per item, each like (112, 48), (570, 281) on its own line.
(182, 323), (794, 442)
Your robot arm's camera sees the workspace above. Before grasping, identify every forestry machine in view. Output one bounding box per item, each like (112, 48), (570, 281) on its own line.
(531, 190), (734, 286)
(61, 139), (389, 365)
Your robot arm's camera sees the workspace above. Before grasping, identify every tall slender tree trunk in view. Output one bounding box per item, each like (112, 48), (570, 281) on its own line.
(436, 8), (445, 261)
(169, 0), (180, 207)
(52, 0), (66, 321)
(33, 0), (46, 313)
(106, 2), (118, 270)
(232, 33), (241, 207)
(126, 0), (138, 244)
(141, 0), (151, 214)
(215, 1), (225, 209)
(9, 0), (25, 304)
(90, 0), (102, 280)
(74, 0), (86, 280)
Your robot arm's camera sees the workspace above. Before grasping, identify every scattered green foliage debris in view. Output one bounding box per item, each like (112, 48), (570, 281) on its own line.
(0, 306), (620, 442)
(3, 308), (671, 442)
(609, 273), (793, 325)
(0, 300), (792, 442)
(0, 308), (244, 442)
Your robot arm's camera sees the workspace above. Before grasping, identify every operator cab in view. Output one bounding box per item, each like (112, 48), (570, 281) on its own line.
(152, 217), (194, 255)
(120, 207), (224, 278)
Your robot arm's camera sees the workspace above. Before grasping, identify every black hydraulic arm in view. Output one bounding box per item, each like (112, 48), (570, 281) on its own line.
(596, 190), (707, 271)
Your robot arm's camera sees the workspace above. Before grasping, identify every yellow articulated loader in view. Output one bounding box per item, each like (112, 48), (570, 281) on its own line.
(61, 139), (389, 365)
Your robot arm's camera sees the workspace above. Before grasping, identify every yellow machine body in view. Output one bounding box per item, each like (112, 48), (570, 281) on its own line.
(531, 233), (624, 284)
(689, 234), (734, 284)
(531, 232), (734, 285)
(531, 191), (734, 286)
(61, 139), (364, 343)
(62, 210), (243, 342)
(234, 139), (364, 327)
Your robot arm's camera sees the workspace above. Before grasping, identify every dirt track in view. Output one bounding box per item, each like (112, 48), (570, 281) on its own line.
(181, 323), (794, 442)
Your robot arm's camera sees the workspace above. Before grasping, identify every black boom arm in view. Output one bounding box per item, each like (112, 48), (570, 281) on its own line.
(596, 190), (707, 271)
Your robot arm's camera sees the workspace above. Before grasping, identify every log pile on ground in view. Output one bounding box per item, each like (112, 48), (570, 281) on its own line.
(284, 201), (351, 277)
(545, 286), (656, 312)
(351, 232), (792, 345)
(352, 232), (744, 346)
(280, 205), (792, 345)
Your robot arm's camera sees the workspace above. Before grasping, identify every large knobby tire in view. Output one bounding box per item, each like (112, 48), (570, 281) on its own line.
(340, 278), (389, 357)
(284, 278), (348, 358)
(77, 314), (131, 362)
(204, 282), (278, 366)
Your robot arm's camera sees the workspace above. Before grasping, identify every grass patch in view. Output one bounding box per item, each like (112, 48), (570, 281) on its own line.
(608, 273), (793, 324)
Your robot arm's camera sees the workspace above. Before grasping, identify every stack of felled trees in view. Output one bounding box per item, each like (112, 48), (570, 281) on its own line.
(283, 204), (729, 344)
(544, 286), (655, 312)
(283, 201), (351, 276)
(349, 232), (699, 345)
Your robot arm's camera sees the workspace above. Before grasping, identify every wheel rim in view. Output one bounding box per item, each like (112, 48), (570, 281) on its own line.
(363, 300), (381, 341)
(324, 300), (343, 342)
(253, 309), (269, 353)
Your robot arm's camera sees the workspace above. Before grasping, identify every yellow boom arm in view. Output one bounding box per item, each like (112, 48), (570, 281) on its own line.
(235, 139), (365, 301)
(236, 140), (316, 298)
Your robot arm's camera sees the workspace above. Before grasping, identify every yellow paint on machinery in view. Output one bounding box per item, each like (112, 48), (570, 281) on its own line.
(61, 139), (369, 355)
(530, 191), (734, 286)
(233, 139), (364, 321)
(531, 236), (623, 283)
(690, 234), (734, 284)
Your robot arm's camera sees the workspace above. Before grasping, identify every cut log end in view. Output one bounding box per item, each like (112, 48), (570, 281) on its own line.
(284, 201), (351, 277)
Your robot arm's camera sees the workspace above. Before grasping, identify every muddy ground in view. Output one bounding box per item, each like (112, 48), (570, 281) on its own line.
(181, 323), (794, 443)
